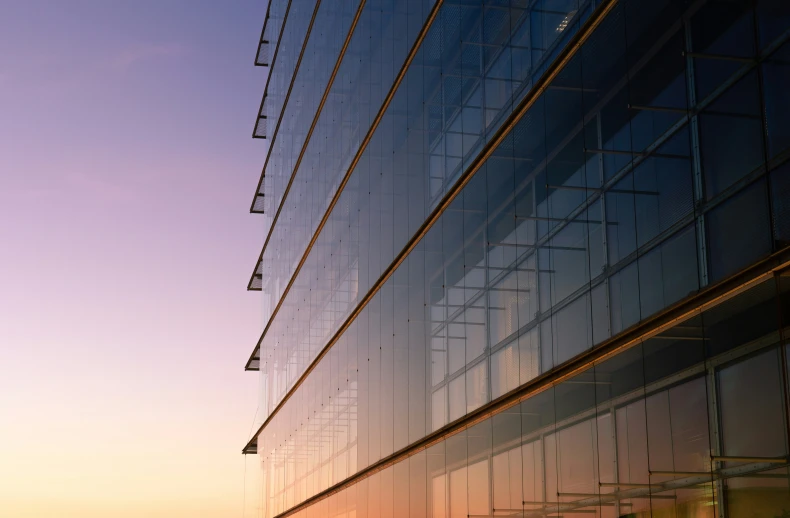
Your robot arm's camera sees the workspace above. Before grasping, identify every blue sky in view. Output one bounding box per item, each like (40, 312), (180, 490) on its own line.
(0, 2), (269, 516)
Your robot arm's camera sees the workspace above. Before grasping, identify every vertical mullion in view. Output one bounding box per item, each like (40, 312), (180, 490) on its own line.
(684, 18), (709, 290)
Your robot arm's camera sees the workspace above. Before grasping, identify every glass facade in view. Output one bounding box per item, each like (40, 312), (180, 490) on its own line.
(276, 270), (790, 518)
(242, 0), (790, 517)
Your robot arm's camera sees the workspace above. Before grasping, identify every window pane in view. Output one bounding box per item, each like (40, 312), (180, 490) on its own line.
(615, 399), (651, 514)
(706, 180), (772, 282)
(553, 293), (593, 365)
(448, 375), (465, 423)
(642, 314), (705, 385)
(645, 378), (714, 515)
(432, 386), (447, 432)
(448, 467), (467, 518)
(591, 282), (610, 345)
(690, 0), (755, 100)
(609, 261), (640, 334)
(757, 0), (790, 49)
(491, 340), (519, 400)
(627, 29), (688, 152)
(763, 42), (790, 160)
(699, 72), (765, 200)
(410, 453), (427, 518)
(718, 348), (790, 517)
(719, 349), (787, 459)
(518, 327), (540, 386)
(465, 359), (488, 414)
(633, 126), (695, 247)
(467, 460), (489, 517)
(770, 162), (790, 249)
(492, 408), (522, 511)
(555, 420), (600, 495)
(606, 174), (638, 265)
(702, 277), (777, 358)
(781, 268), (790, 334)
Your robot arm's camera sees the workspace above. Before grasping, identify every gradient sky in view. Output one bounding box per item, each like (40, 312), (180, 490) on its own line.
(0, 2), (268, 516)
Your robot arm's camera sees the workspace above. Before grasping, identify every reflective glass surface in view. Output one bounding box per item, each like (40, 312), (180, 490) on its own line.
(249, 0), (436, 307)
(248, 0), (790, 515)
(249, 0), (363, 298)
(253, 0), (594, 403)
(254, 0), (318, 140)
(256, 0), (362, 211)
(269, 276), (790, 518)
(256, 0), (288, 68)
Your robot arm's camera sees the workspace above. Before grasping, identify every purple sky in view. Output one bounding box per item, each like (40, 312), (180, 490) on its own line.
(0, 2), (268, 516)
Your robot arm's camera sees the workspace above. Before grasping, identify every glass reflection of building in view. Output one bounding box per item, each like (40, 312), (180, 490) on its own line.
(242, 0), (790, 517)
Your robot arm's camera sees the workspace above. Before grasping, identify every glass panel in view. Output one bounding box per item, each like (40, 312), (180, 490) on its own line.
(552, 293), (593, 365)
(702, 277), (777, 358)
(706, 179), (773, 283)
(763, 42), (790, 160)
(285, 278), (790, 518)
(465, 359), (488, 414)
(492, 408), (522, 512)
(638, 225), (699, 319)
(427, 441), (446, 518)
(770, 162), (790, 250)
(609, 261), (640, 335)
(757, 0), (790, 50)
(699, 72), (765, 200)
(491, 339), (520, 400)
(781, 268), (790, 336)
(718, 348), (790, 517)
(645, 378), (714, 516)
(448, 375), (465, 423)
(719, 350), (787, 458)
(690, 0), (755, 101)
(252, 2), (789, 514)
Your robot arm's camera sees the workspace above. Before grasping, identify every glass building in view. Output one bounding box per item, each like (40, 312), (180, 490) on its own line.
(241, 0), (790, 516)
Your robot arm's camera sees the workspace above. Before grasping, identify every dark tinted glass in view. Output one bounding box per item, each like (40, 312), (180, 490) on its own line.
(690, 0), (755, 100)
(770, 162), (790, 249)
(699, 72), (765, 200)
(756, 0), (790, 49)
(763, 42), (790, 161)
(702, 277), (778, 358)
(707, 179), (772, 282)
(639, 225), (699, 318)
(718, 347), (790, 516)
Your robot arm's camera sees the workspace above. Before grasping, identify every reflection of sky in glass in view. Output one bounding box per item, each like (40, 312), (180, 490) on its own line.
(250, 0), (790, 515)
(277, 275), (790, 518)
(0, 2), (266, 517)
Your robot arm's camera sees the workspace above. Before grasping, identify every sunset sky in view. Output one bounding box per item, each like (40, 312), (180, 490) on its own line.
(0, 2), (267, 516)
